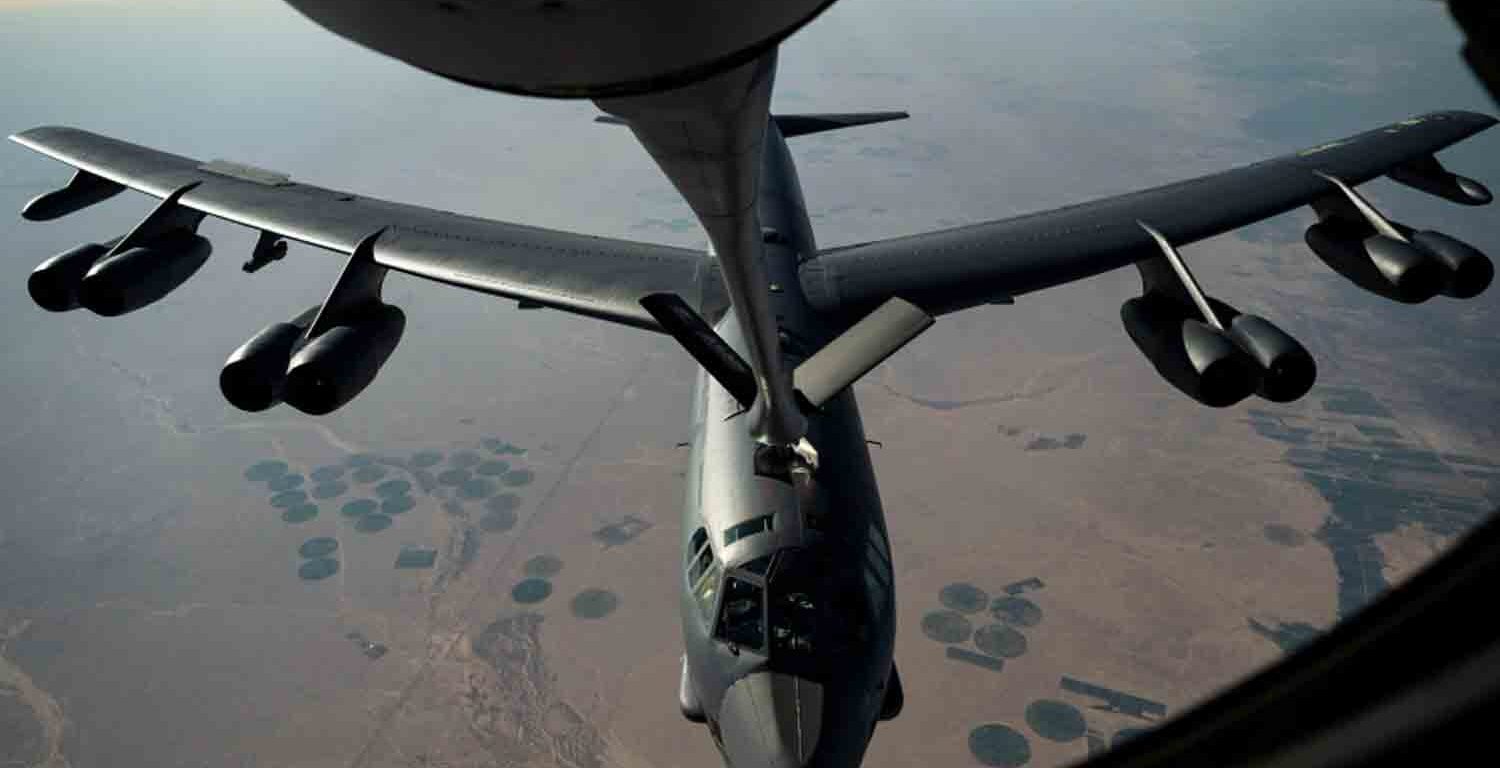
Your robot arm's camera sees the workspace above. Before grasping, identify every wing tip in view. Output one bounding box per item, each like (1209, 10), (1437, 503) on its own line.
(9, 125), (79, 145)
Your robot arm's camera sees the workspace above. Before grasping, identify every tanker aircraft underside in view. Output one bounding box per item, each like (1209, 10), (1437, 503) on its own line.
(8, 3), (1499, 766)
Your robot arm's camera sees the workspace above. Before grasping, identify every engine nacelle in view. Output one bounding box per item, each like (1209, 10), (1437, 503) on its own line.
(220, 320), (313, 413)
(77, 231), (212, 316)
(1121, 293), (1260, 408)
(20, 172), (125, 222)
(1304, 220), (1443, 304)
(283, 304), (406, 415)
(28, 242), (112, 312)
(281, 0), (834, 98)
(1221, 312), (1317, 403)
(1388, 162), (1492, 206)
(1409, 230), (1494, 299)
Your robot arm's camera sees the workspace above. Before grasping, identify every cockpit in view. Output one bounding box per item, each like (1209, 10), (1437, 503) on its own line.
(689, 530), (872, 678)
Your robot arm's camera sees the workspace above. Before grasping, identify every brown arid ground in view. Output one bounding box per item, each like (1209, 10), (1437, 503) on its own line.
(1, 3), (1497, 765)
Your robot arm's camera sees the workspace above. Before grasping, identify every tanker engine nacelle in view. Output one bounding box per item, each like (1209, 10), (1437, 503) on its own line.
(221, 303), (406, 416)
(1121, 293), (1316, 408)
(281, 0), (837, 98)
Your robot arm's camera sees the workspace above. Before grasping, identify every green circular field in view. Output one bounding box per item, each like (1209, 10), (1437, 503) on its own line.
(480, 508), (518, 532)
(503, 469), (535, 487)
(299, 537), (339, 558)
(457, 478), (496, 500)
(410, 451), (444, 468)
(974, 624), (1028, 658)
(310, 481), (349, 500)
(512, 578), (553, 604)
(298, 557), (339, 581)
(969, 724), (1031, 767)
(921, 610), (973, 644)
(476, 460), (510, 476)
(310, 465), (345, 483)
(449, 451), (482, 469)
(355, 513), (393, 533)
(940, 582), (990, 614)
(341, 499), (378, 518)
(991, 597), (1043, 628)
(437, 468), (471, 486)
(382, 496), (415, 515)
(374, 479), (411, 498)
(570, 589), (620, 619)
(244, 460), (289, 482)
(270, 490), (308, 509)
(268, 473), (305, 492)
(280, 504), (319, 524)
(524, 555), (563, 578)
(486, 494), (521, 513)
(351, 465), (386, 483)
(1025, 700), (1086, 742)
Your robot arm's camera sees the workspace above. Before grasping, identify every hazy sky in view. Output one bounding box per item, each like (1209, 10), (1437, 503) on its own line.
(2, 1), (1498, 766)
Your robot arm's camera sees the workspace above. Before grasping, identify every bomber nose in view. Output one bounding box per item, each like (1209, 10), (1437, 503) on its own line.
(717, 672), (824, 767)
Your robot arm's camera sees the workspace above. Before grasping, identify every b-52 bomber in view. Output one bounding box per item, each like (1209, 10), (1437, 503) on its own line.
(9, 2), (1498, 766)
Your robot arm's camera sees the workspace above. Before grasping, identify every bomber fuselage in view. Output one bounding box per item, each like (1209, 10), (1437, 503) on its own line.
(678, 120), (898, 768)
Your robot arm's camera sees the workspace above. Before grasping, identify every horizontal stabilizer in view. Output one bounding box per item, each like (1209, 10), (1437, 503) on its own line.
(794, 297), (933, 408)
(773, 112), (909, 137)
(596, 112), (909, 137)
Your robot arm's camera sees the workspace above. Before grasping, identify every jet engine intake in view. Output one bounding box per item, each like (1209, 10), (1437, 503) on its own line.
(1121, 293), (1260, 408)
(1207, 299), (1317, 404)
(28, 242), (112, 311)
(78, 230), (212, 316)
(1304, 219), (1443, 304)
(220, 306), (320, 413)
(283, 304), (405, 416)
(1408, 230), (1494, 299)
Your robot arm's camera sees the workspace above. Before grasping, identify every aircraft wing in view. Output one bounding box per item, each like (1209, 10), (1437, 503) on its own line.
(800, 110), (1498, 316)
(9, 126), (724, 332)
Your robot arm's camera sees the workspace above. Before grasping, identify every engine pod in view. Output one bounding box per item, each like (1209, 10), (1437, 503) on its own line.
(220, 322), (308, 412)
(78, 231), (212, 316)
(281, 0), (837, 98)
(28, 242), (111, 312)
(1305, 221), (1443, 304)
(21, 172), (125, 222)
(1225, 315), (1317, 403)
(1121, 294), (1258, 408)
(1410, 230), (1494, 299)
(283, 304), (406, 415)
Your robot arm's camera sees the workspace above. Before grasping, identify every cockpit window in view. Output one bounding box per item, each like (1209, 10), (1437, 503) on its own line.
(688, 530), (713, 585)
(770, 589), (818, 655)
(693, 558), (721, 622)
(688, 527), (720, 622)
(723, 514), (774, 546)
(741, 554), (774, 576)
(716, 575), (765, 650)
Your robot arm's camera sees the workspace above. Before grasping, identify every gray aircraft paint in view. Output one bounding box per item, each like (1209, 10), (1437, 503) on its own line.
(677, 117), (896, 768)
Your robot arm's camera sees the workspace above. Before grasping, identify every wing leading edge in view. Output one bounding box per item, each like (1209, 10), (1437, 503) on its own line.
(9, 126), (724, 331)
(800, 110), (1498, 317)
